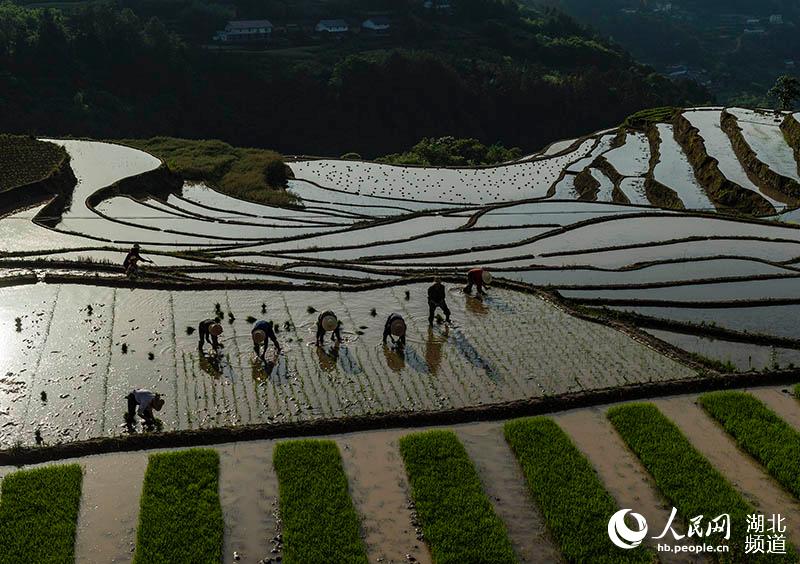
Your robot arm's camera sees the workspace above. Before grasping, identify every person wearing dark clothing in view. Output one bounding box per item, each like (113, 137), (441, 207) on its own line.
(316, 311), (342, 345)
(383, 313), (407, 348)
(123, 243), (152, 276)
(464, 268), (492, 296)
(198, 318), (224, 352)
(252, 319), (281, 359)
(427, 279), (451, 325)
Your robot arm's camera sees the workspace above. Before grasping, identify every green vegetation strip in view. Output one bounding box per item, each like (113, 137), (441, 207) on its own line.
(0, 464), (82, 563)
(0, 135), (67, 191)
(608, 403), (797, 562)
(794, 384), (800, 400)
(504, 417), (652, 563)
(700, 391), (800, 499)
(273, 440), (367, 564)
(134, 449), (223, 564)
(119, 137), (294, 206)
(399, 430), (516, 564)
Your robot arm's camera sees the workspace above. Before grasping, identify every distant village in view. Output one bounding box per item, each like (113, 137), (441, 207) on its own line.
(211, 1), (453, 46)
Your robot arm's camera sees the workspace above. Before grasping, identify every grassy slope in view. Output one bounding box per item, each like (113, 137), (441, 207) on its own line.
(399, 430), (517, 564)
(119, 137), (296, 207)
(608, 403), (797, 563)
(0, 464), (83, 564)
(133, 449), (224, 564)
(273, 439), (368, 564)
(504, 417), (653, 563)
(699, 391), (800, 499)
(0, 135), (68, 191)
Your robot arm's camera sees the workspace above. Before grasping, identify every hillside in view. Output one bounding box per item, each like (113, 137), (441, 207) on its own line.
(534, 0), (800, 104)
(0, 0), (707, 157)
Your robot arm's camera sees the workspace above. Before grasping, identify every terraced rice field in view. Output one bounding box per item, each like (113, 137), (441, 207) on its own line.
(2, 106), (800, 446)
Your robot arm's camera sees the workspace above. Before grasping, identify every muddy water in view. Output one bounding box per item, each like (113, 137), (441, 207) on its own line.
(217, 442), (280, 564)
(74, 451), (149, 563)
(457, 422), (563, 563)
(337, 429), (432, 564)
(653, 397), (800, 548)
(748, 387), (800, 431)
(554, 408), (704, 564)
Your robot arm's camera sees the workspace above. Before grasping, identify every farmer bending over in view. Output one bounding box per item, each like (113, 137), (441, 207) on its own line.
(198, 318), (224, 353)
(427, 278), (451, 325)
(316, 311), (342, 345)
(123, 243), (153, 276)
(126, 389), (164, 425)
(464, 267), (492, 296)
(252, 319), (281, 359)
(383, 313), (407, 348)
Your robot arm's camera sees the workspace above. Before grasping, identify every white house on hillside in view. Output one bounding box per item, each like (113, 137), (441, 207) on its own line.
(214, 20), (273, 43)
(315, 19), (349, 34)
(362, 17), (391, 34)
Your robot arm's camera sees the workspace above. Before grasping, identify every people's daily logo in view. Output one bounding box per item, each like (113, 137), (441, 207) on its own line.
(608, 509), (648, 549)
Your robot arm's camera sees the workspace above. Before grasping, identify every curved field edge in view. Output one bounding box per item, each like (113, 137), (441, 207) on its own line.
(273, 439), (368, 564)
(0, 464), (83, 564)
(504, 417), (653, 563)
(0, 137), (77, 218)
(133, 448), (224, 564)
(607, 403), (797, 563)
(698, 391), (800, 499)
(399, 429), (517, 564)
(116, 137), (297, 208)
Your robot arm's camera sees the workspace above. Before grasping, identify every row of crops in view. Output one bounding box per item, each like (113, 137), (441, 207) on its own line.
(3, 387), (799, 563)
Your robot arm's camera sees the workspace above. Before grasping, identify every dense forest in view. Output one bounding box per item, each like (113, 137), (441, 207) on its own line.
(535, 0), (800, 104)
(0, 0), (709, 157)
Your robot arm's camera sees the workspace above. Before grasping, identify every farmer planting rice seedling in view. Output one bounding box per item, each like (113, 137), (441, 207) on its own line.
(5, 5), (800, 560)
(252, 319), (281, 360)
(382, 312), (407, 349)
(198, 318), (224, 354)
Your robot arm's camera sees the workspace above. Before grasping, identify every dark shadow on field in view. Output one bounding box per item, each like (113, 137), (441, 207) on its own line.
(337, 344), (363, 375)
(316, 342), (340, 374)
(482, 294), (515, 313)
(452, 328), (501, 382)
(404, 346), (429, 375)
(250, 353), (291, 385)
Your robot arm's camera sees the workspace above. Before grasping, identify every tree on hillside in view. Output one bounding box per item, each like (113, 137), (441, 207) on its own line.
(768, 75), (800, 111)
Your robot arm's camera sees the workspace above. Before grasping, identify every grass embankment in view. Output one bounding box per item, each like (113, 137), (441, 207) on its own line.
(623, 107), (679, 129)
(504, 417), (653, 563)
(133, 449), (224, 564)
(119, 137), (296, 207)
(0, 464), (83, 563)
(0, 135), (68, 191)
(399, 430), (516, 564)
(794, 384), (800, 399)
(273, 440), (368, 564)
(608, 403), (797, 562)
(700, 391), (800, 499)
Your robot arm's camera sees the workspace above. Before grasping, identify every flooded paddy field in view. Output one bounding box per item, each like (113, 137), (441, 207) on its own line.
(1, 111), (800, 446)
(0, 283), (694, 448)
